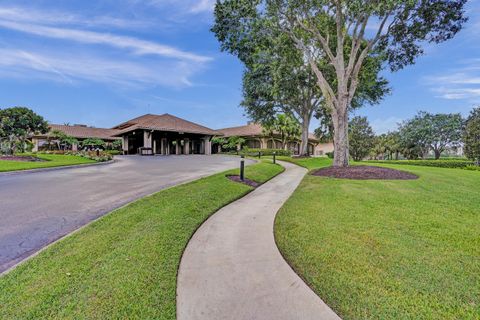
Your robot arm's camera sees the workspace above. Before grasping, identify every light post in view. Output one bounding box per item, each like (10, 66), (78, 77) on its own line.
(273, 151), (276, 164)
(240, 155), (245, 181)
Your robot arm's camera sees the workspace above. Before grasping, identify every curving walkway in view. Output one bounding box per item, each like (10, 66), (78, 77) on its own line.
(177, 161), (341, 320)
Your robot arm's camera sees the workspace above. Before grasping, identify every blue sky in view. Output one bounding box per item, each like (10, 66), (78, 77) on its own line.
(0, 0), (479, 133)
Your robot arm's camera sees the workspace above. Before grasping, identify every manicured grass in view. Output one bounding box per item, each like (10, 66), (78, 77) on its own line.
(275, 156), (332, 170)
(0, 154), (96, 172)
(275, 158), (480, 319)
(0, 161), (283, 319)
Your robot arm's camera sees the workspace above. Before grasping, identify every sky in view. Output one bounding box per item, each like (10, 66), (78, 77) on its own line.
(0, 0), (479, 134)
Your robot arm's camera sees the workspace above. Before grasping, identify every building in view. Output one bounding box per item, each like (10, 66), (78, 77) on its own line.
(217, 123), (333, 156)
(111, 114), (220, 155)
(32, 124), (121, 152)
(32, 114), (334, 156)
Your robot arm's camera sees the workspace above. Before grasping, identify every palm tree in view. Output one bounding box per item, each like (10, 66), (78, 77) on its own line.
(272, 114), (301, 150)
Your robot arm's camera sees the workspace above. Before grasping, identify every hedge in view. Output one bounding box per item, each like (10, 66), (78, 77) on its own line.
(464, 165), (480, 171)
(240, 148), (292, 157)
(367, 159), (474, 169)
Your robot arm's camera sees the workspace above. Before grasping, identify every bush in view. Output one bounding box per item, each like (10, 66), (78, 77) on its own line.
(240, 148), (292, 157)
(326, 152), (334, 159)
(464, 165), (480, 171)
(367, 159), (473, 169)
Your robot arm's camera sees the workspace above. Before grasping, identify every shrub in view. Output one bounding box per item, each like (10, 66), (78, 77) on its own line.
(367, 159), (473, 169)
(240, 148), (292, 157)
(464, 165), (480, 171)
(326, 152), (334, 159)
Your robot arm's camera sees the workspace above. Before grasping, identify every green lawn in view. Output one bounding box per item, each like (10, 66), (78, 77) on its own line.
(0, 161), (283, 319)
(275, 158), (480, 319)
(0, 154), (96, 172)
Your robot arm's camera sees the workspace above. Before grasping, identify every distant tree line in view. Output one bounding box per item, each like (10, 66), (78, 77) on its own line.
(348, 107), (480, 164)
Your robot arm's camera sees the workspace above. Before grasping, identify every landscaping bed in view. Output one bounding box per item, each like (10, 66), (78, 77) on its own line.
(0, 155), (45, 162)
(0, 161), (284, 319)
(312, 165), (418, 180)
(227, 175), (260, 187)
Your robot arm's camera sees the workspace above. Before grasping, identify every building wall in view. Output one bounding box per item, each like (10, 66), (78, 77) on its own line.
(314, 142), (334, 156)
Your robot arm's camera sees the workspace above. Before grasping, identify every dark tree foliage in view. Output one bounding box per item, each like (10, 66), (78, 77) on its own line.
(348, 116), (375, 161)
(464, 107), (480, 165)
(398, 111), (463, 160)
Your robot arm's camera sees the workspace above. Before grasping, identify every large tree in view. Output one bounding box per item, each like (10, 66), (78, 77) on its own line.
(0, 107), (49, 154)
(399, 111), (463, 159)
(349, 116), (375, 161)
(464, 107), (480, 165)
(213, 0), (388, 157)
(267, 0), (468, 166)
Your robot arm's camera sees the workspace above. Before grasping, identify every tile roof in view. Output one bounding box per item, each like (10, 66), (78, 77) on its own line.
(36, 124), (120, 140)
(112, 114), (220, 136)
(217, 123), (319, 142)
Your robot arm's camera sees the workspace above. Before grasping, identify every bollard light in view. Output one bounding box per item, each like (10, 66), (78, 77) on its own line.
(240, 155), (245, 181)
(273, 151), (276, 164)
(258, 151), (261, 159)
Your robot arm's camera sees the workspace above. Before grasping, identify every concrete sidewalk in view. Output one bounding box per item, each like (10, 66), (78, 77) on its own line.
(177, 161), (341, 320)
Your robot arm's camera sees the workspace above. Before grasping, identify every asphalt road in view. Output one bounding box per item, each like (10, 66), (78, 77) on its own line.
(0, 155), (250, 273)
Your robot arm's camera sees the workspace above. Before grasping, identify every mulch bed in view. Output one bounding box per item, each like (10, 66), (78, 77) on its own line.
(227, 175), (261, 188)
(311, 165), (418, 180)
(0, 155), (45, 162)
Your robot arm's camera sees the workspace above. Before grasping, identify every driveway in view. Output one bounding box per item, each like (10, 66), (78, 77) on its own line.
(0, 155), (251, 273)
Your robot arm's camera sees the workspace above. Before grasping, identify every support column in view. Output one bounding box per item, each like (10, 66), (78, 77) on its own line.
(184, 138), (190, 155)
(176, 140), (181, 155)
(153, 140), (157, 154)
(160, 138), (165, 155)
(204, 137), (211, 155)
(72, 143), (78, 152)
(122, 136), (129, 155)
(32, 138), (39, 152)
(144, 130), (152, 148)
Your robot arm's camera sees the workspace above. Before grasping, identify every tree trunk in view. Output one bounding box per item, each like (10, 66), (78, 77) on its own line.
(434, 149), (441, 160)
(332, 107), (349, 167)
(299, 113), (311, 157)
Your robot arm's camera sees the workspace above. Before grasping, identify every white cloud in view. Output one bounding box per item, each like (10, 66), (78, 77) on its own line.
(190, 0), (216, 13)
(370, 117), (403, 134)
(0, 48), (200, 88)
(143, 0), (215, 13)
(424, 60), (480, 102)
(0, 6), (149, 29)
(0, 4), (212, 88)
(0, 20), (211, 63)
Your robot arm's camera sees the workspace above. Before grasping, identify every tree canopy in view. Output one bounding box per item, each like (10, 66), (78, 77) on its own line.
(0, 107), (49, 154)
(398, 111), (463, 159)
(218, 0), (468, 166)
(212, 0), (389, 157)
(348, 116), (375, 161)
(464, 107), (480, 165)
